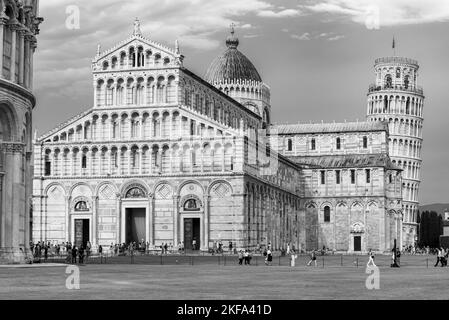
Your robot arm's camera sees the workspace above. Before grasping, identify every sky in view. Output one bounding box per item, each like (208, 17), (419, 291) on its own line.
(34, 0), (449, 205)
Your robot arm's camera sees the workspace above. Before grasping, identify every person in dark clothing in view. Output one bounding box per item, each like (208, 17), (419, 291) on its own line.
(44, 245), (48, 261)
(78, 246), (85, 264)
(243, 250), (249, 265)
(71, 246), (78, 264)
(98, 245), (103, 256)
(164, 243), (169, 254)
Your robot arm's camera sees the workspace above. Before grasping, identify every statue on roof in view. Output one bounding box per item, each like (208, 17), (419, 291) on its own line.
(133, 18), (142, 36)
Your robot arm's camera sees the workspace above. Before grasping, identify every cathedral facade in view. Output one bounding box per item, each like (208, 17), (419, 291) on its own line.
(0, 0), (42, 263)
(32, 21), (413, 253)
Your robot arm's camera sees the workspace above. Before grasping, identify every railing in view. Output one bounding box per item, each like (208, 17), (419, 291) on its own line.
(38, 251), (439, 268)
(368, 84), (423, 95)
(375, 57), (419, 66)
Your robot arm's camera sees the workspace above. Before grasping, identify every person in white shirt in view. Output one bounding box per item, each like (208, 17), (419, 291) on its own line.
(367, 249), (376, 267)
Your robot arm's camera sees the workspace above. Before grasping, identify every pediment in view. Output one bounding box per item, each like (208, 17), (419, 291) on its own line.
(92, 35), (183, 71)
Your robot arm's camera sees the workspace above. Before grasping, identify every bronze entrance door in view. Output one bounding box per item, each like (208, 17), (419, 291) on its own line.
(354, 236), (362, 252)
(125, 208), (146, 244)
(184, 218), (200, 250)
(74, 219), (89, 248)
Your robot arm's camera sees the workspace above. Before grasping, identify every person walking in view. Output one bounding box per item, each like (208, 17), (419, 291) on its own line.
(192, 239), (197, 251)
(43, 244), (48, 261)
(78, 246), (85, 264)
(290, 250), (297, 267)
(98, 245), (103, 257)
(229, 241), (233, 253)
(435, 247), (443, 267)
(238, 250), (244, 265)
(443, 249), (449, 267)
(71, 246), (78, 264)
(367, 249), (376, 267)
(265, 249), (273, 266)
(86, 241), (92, 259)
(307, 250), (317, 267)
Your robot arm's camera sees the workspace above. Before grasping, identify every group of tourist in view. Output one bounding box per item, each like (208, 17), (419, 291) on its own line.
(29, 240), (93, 261)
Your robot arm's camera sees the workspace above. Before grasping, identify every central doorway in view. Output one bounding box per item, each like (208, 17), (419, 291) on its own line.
(184, 218), (200, 250)
(74, 219), (89, 248)
(354, 236), (362, 252)
(126, 208), (146, 244)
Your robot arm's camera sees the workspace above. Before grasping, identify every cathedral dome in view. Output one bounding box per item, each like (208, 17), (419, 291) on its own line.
(204, 27), (262, 84)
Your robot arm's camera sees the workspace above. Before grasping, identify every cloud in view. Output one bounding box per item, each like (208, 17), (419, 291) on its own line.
(257, 9), (302, 18)
(291, 32), (311, 40)
(240, 23), (253, 29)
(243, 34), (260, 38)
(35, 0), (300, 99)
(327, 35), (345, 41)
(301, 0), (449, 26)
(281, 28), (289, 32)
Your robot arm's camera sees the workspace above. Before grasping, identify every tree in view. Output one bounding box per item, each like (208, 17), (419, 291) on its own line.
(418, 211), (443, 248)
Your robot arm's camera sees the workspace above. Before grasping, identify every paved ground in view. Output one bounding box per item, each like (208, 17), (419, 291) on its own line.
(0, 254), (447, 300)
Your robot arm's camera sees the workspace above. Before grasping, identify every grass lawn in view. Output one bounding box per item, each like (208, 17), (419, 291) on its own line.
(0, 255), (447, 300)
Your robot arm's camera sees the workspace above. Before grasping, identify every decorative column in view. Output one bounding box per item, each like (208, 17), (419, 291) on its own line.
(116, 194), (121, 244)
(148, 194), (154, 246)
(91, 196), (98, 247)
(169, 114), (173, 140)
(222, 144), (225, 172)
(139, 116), (143, 139)
(65, 196), (71, 242)
(203, 195), (210, 251)
(18, 29), (25, 85)
(139, 150), (143, 175)
(0, 15), (8, 78)
(145, 196), (150, 244)
(10, 24), (17, 82)
(173, 196), (179, 246)
(127, 149), (131, 175)
(87, 151), (92, 176)
(29, 41), (36, 90)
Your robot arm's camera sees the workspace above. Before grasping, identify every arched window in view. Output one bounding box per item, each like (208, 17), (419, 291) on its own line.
(363, 136), (368, 149)
(336, 137), (341, 150)
(324, 206), (330, 222)
(404, 75), (410, 89)
(287, 139), (292, 151)
(81, 154), (87, 169)
(311, 138), (316, 150)
(320, 170), (326, 184)
(44, 151), (51, 176)
(396, 67), (401, 78)
(385, 74), (392, 88)
(156, 76), (165, 103)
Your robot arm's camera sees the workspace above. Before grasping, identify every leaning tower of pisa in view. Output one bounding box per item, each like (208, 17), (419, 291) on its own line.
(366, 56), (424, 248)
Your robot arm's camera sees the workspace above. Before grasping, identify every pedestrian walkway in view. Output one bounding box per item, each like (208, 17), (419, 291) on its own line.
(0, 263), (67, 268)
